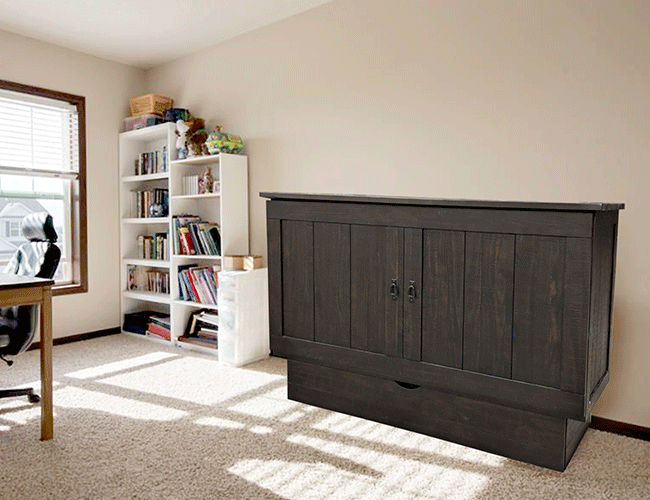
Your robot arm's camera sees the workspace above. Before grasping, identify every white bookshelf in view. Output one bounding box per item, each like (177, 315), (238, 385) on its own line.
(119, 122), (249, 354)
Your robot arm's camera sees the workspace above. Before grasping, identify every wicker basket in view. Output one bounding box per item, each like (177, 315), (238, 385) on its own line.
(129, 94), (173, 116)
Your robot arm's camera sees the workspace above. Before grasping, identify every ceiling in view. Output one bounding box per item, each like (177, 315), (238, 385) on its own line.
(0, 0), (334, 69)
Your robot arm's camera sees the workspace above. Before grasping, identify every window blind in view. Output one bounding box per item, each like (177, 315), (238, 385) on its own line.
(0, 88), (79, 180)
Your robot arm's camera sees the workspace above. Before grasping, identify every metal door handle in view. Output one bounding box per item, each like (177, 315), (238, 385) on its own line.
(389, 279), (398, 300)
(408, 280), (416, 302)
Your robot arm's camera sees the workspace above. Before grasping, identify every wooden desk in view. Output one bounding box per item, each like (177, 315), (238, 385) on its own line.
(0, 275), (54, 440)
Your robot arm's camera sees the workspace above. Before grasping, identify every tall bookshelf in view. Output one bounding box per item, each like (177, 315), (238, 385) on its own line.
(119, 122), (249, 355)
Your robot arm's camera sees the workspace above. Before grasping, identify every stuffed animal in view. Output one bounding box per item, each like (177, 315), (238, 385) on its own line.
(184, 118), (208, 156)
(175, 120), (189, 159)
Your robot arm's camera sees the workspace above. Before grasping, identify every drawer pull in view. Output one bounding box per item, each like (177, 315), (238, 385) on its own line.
(408, 280), (416, 302)
(394, 380), (421, 390)
(389, 279), (399, 300)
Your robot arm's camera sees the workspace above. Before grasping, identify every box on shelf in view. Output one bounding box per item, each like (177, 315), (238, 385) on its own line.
(222, 255), (263, 270)
(124, 114), (162, 132)
(129, 93), (173, 116)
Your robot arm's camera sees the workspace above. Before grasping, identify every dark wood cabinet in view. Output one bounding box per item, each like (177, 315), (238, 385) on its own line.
(261, 192), (623, 471)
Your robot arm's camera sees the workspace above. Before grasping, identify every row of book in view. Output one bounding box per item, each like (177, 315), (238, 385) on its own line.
(178, 264), (219, 304)
(137, 233), (168, 261)
(123, 309), (216, 347)
(147, 314), (171, 340)
(123, 310), (170, 341)
(182, 174), (220, 195)
(177, 309), (219, 349)
(132, 188), (169, 218)
(172, 215), (221, 256)
(135, 147), (168, 175)
(127, 265), (170, 294)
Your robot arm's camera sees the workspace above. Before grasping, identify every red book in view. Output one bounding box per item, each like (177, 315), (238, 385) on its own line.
(179, 227), (195, 255)
(148, 322), (171, 340)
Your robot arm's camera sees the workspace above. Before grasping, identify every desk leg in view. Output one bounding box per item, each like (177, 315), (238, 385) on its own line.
(40, 286), (53, 440)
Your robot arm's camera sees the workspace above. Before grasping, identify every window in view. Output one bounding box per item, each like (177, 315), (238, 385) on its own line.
(0, 79), (87, 294)
(7, 221), (20, 237)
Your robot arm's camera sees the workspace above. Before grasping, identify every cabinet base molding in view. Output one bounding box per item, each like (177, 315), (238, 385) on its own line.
(289, 360), (588, 472)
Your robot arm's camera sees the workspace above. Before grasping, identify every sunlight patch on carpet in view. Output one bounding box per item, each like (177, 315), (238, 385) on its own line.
(229, 459), (374, 500)
(97, 357), (283, 405)
(230, 432), (489, 500)
(0, 400), (40, 425)
(65, 352), (177, 379)
(250, 425), (274, 434)
(285, 434), (488, 499)
(312, 412), (505, 467)
(54, 386), (187, 421)
(228, 395), (300, 419)
(194, 416), (246, 429)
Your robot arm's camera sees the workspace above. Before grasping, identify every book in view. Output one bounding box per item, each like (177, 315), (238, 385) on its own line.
(195, 325), (219, 340)
(207, 225), (221, 255)
(149, 314), (170, 329)
(177, 336), (218, 349)
(148, 322), (171, 340)
(178, 264), (198, 301)
(178, 226), (195, 255)
(198, 311), (219, 327)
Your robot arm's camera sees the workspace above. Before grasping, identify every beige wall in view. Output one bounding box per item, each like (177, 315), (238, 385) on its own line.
(0, 30), (146, 338)
(147, 0), (650, 427)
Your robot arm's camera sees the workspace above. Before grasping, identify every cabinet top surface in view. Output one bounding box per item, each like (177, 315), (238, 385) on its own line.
(260, 192), (624, 211)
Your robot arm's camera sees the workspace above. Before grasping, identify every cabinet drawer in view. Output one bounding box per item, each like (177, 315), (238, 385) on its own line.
(288, 359), (587, 471)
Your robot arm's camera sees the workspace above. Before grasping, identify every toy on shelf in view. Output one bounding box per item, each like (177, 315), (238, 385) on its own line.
(185, 118), (208, 156)
(205, 125), (244, 154)
(176, 120), (189, 159)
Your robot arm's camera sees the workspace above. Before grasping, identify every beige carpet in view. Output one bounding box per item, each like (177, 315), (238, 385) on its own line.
(0, 334), (648, 500)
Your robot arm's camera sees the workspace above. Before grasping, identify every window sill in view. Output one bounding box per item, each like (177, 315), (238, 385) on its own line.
(53, 282), (88, 296)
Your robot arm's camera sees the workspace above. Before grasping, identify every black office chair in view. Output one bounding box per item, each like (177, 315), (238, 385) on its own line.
(0, 212), (60, 403)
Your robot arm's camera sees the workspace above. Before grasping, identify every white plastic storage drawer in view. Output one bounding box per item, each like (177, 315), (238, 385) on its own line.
(217, 268), (269, 367)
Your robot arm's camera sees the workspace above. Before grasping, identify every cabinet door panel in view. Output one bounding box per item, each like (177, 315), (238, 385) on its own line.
(463, 232), (515, 378)
(314, 222), (351, 347)
(512, 236), (591, 391)
(351, 225), (403, 357)
(403, 228), (423, 361)
(282, 220), (314, 340)
(512, 236), (565, 388)
(421, 230), (465, 368)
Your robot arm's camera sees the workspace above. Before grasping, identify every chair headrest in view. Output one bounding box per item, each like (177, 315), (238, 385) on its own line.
(21, 213), (57, 243)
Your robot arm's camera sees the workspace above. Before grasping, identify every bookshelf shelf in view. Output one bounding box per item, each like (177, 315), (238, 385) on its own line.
(174, 299), (219, 311)
(123, 258), (170, 268)
(173, 254), (222, 261)
(172, 193), (221, 200)
(123, 290), (171, 304)
(119, 123), (249, 357)
(122, 172), (168, 183)
(122, 217), (170, 225)
(171, 155), (220, 166)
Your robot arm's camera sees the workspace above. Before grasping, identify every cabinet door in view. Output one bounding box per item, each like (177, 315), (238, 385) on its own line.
(350, 225), (403, 357)
(512, 235), (591, 391)
(281, 220), (314, 340)
(463, 232), (515, 378)
(314, 222), (351, 347)
(418, 229), (466, 368)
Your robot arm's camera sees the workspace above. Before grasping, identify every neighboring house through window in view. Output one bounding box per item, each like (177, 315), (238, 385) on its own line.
(0, 79), (87, 294)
